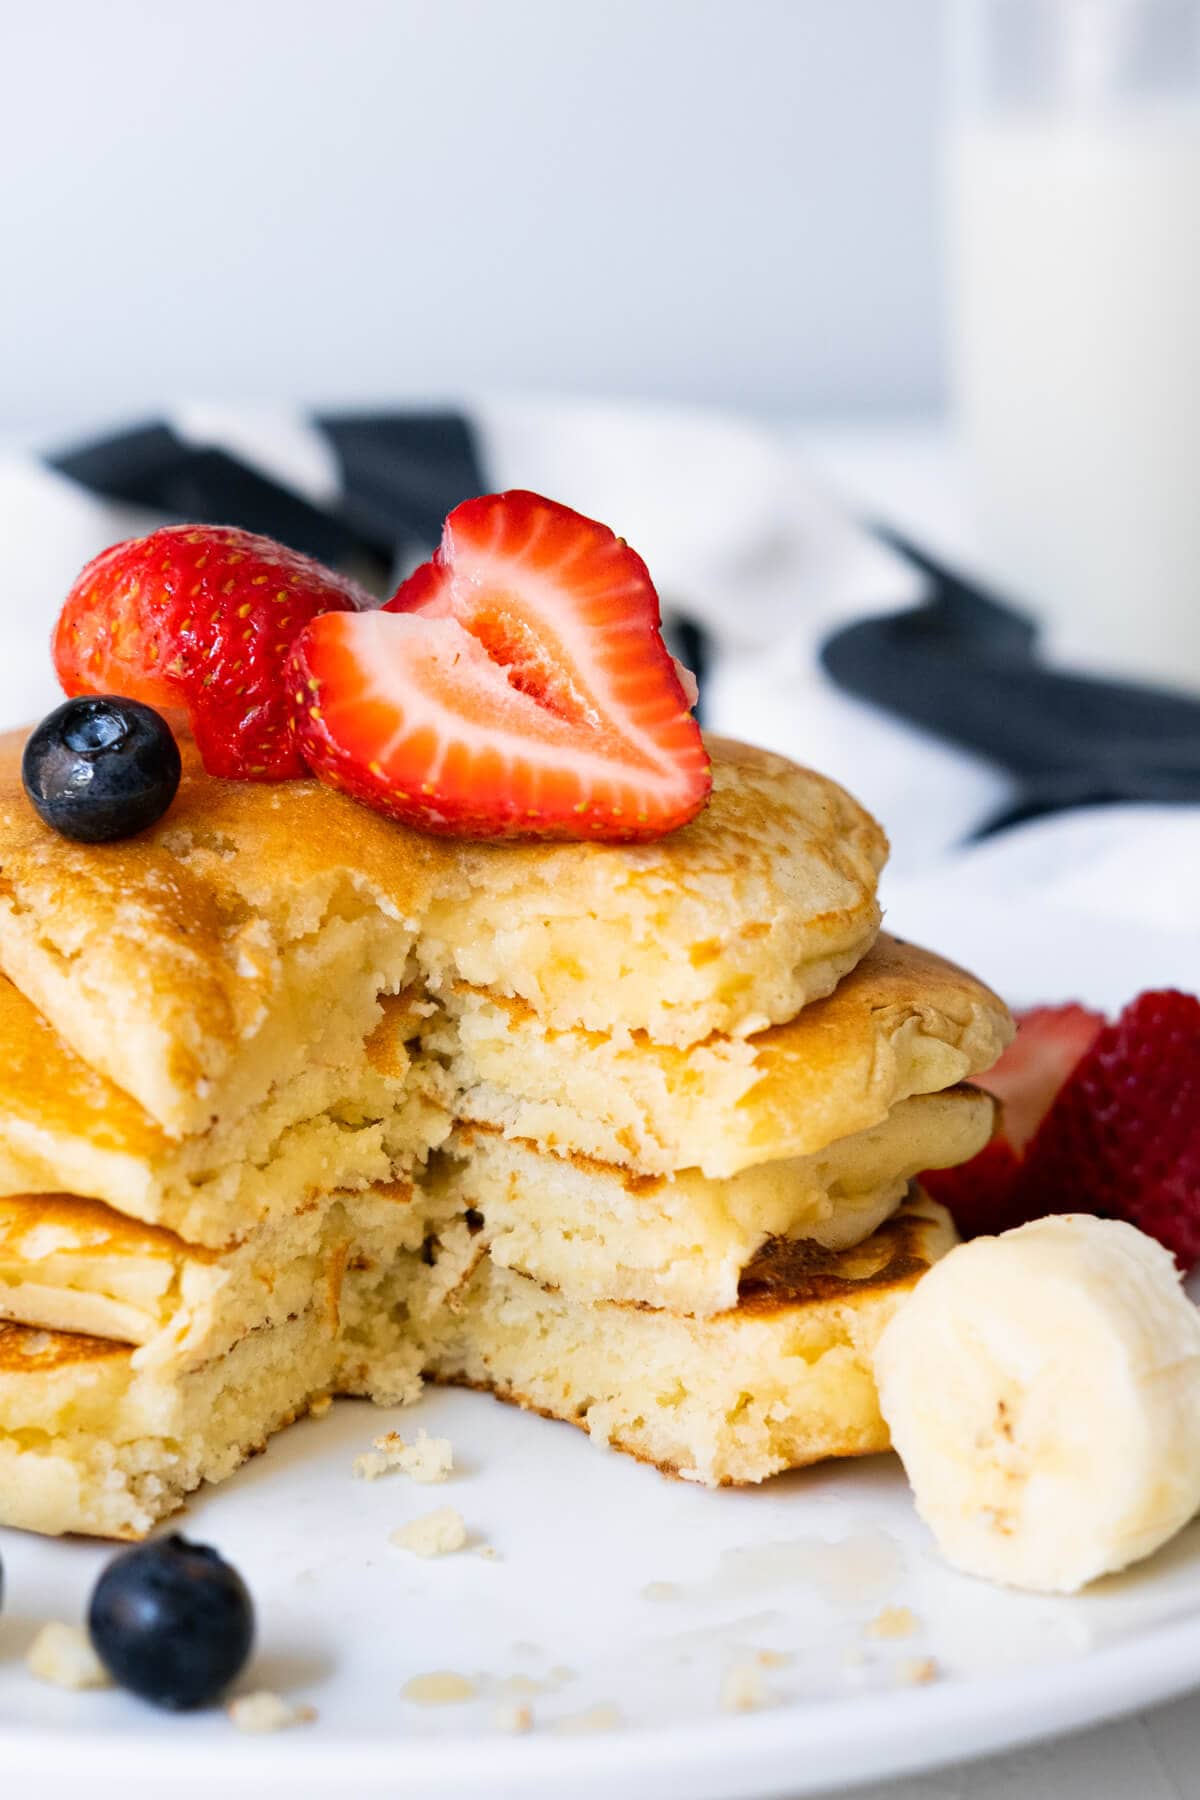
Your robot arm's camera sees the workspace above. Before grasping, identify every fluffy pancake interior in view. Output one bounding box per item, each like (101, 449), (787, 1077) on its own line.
(0, 1184), (448, 1370)
(427, 935), (1012, 1178)
(440, 1087), (991, 1315)
(0, 732), (886, 1139)
(0, 1192), (955, 1534)
(0, 1247), (438, 1540)
(415, 735), (887, 1046)
(0, 974), (454, 1247)
(420, 1192), (958, 1487)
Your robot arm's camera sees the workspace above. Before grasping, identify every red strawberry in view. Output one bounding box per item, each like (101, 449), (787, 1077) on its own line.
(921, 1136), (1029, 1240)
(973, 1003), (1105, 1152)
(53, 525), (372, 780)
(923, 1003), (1104, 1232)
(1020, 991), (1200, 1268)
(923, 992), (1200, 1268)
(289, 490), (711, 840)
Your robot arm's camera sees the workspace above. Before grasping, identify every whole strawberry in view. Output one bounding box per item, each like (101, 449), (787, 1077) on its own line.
(53, 526), (373, 780)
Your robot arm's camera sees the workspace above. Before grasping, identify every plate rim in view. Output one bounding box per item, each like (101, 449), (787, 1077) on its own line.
(4, 1596), (1199, 1796)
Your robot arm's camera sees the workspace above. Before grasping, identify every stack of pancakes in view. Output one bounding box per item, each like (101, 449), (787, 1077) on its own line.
(0, 733), (1010, 1537)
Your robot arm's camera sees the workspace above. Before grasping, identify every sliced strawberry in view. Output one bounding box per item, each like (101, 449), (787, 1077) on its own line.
(922, 1002), (1103, 1234)
(1020, 991), (1200, 1268)
(53, 525), (372, 779)
(973, 1003), (1105, 1152)
(923, 992), (1200, 1268)
(289, 490), (711, 840)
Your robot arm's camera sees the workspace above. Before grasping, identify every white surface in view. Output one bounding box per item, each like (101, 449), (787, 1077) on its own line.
(0, 892), (1197, 1800)
(0, 0), (945, 433)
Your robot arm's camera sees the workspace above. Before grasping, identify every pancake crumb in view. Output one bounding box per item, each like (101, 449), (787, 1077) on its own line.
(26, 1622), (111, 1691)
(355, 1428), (453, 1483)
(227, 1690), (316, 1732)
(896, 1656), (939, 1686)
(494, 1674), (542, 1698)
(493, 1701), (533, 1733)
(391, 1506), (468, 1557)
(865, 1605), (918, 1641)
(551, 1703), (621, 1734)
(308, 1394), (333, 1419)
(642, 1580), (679, 1602)
(720, 1661), (770, 1713)
(474, 1543), (502, 1561)
(375, 1427), (454, 1483)
(402, 1671), (476, 1705)
(353, 1450), (391, 1481)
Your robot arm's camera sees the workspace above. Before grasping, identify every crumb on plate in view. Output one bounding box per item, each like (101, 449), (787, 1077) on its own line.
(355, 1428), (454, 1484)
(551, 1702), (622, 1734)
(402, 1671), (476, 1705)
(390, 1507), (469, 1556)
(720, 1660), (770, 1713)
(865, 1605), (918, 1641)
(353, 1450), (391, 1481)
(227, 1690), (317, 1732)
(641, 1580), (679, 1602)
(493, 1701), (533, 1733)
(375, 1428), (454, 1483)
(26, 1622), (111, 1691)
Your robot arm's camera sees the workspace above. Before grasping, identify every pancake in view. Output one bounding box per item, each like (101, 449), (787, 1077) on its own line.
(0, 733), (450, 1138)
(0, 732), (884, 1135)
(416, 736), (887, 1046)
(441, 1086), (991, 1314)
(0, 1247), (439, 1540)
(0, 1193), (953, 1534)
(0, 972), (451, 1246)
(428, 935), (1013, 1178)
(0, 1315), (331, 1540)
(0, 1181), (449, 1367)
(422, 1192), (957, 1487)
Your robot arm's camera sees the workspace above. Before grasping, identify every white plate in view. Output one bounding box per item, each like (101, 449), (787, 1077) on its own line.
(1, 830), (1199, 1798)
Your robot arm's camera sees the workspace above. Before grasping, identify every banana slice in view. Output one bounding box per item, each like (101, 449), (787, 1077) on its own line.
(874, 1214), (1200, 1593)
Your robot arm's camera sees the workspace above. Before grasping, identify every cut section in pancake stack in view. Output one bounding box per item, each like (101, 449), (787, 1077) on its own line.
(0, 732), (1011, 1535)
(419, 933), (1003, 1485)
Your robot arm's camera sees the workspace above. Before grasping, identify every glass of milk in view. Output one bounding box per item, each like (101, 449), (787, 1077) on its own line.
(948, 0), (1200, 688)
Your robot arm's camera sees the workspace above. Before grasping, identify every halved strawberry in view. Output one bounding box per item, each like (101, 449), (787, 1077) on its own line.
(921, 1004), (1101, 1237)
(923, 992), (1200, 1267)
(973, 1003), (1106, 1153)
(53, 525), (372, 779)
(289, 490), (711, 840)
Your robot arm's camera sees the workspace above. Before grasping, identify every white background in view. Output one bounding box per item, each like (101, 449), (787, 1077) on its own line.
(0, 0), (945, 432)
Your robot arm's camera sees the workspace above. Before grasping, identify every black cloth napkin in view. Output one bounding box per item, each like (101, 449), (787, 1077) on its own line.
(47, 416), (1200, 835)
(50, 413), (487, 585)
(821, 529), (1200, 835)
(47, 412), (711, 705)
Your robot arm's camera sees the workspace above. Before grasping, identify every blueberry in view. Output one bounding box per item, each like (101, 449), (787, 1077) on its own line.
(88, 1534), (254, 1710)
(22, 697), (181, 843)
